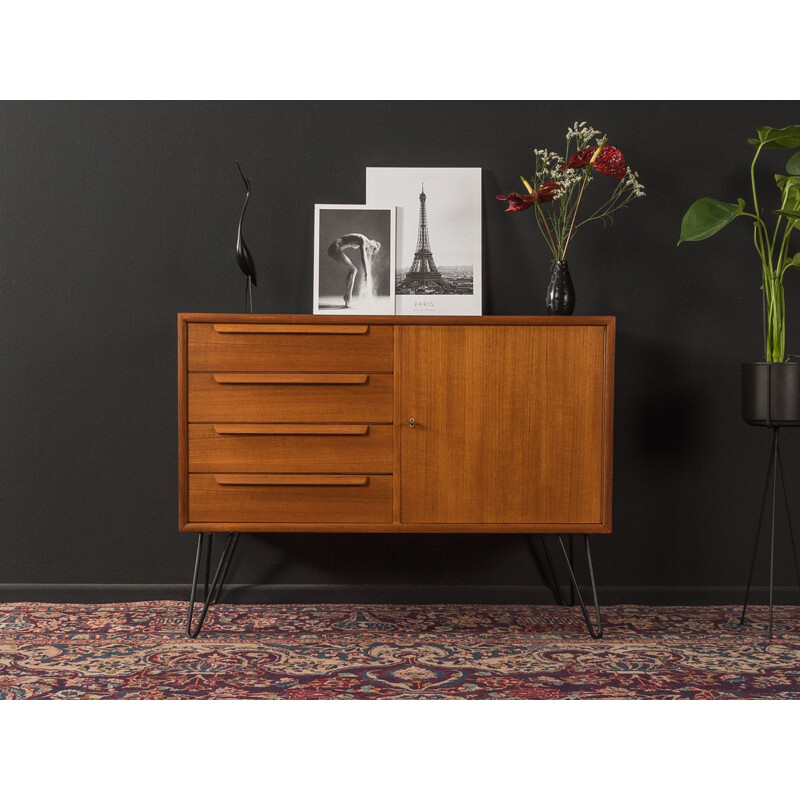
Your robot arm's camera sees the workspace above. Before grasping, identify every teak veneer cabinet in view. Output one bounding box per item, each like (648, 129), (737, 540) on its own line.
(178, 314), (614, 534)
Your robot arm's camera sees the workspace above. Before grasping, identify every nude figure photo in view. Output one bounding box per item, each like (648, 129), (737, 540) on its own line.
(314, 205), (396, 315)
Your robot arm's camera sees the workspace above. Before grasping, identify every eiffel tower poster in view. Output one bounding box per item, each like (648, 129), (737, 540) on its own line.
(396, 184), (451, 293)
(366, 167), (482, 315)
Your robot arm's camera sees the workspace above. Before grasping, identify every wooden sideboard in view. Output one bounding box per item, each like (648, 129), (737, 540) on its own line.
(178, 314), (614, 535)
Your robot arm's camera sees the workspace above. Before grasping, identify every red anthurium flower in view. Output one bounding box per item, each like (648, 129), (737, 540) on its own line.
(496, 192), (536, 211)
(561, 145), (626, 180)
(497, 181), (560, 211)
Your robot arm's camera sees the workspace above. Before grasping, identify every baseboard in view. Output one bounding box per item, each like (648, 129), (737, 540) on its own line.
(0, 583), (798, 605)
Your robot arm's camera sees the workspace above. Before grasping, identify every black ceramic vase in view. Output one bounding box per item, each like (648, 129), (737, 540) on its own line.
(545, 259), (575, 316)
(741, 362), (800, 426)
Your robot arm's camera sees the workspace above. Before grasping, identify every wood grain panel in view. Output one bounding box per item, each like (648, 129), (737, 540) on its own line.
(188, 322), (393, 372)
(188, 372), (393, 423)
(189, 423), (392, 473)
(189, 473), (392, 523)
(400, 325), (605, 524)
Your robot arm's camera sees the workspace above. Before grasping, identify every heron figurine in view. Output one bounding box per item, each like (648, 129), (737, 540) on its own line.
(235, 161), (257, 312)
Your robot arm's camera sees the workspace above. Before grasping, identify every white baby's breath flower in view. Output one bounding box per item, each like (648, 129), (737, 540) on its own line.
(534, 148), (564, 185)
(567, 121), (602, 148)
(623, 167), (646, 197)
(566, 121), (585, 139)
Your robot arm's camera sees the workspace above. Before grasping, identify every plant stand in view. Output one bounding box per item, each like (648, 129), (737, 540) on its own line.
(740, 427), (800, 637)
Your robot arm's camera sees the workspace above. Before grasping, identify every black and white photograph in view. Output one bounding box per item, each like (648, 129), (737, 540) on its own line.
(366, 167), (482, 315)
(313, 205), (395, 315)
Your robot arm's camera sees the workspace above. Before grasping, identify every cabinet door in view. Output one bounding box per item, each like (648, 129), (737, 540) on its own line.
(400, 325), (607, 524)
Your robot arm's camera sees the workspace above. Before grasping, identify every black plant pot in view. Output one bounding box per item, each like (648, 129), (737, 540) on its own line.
(741, 362), (800, 426)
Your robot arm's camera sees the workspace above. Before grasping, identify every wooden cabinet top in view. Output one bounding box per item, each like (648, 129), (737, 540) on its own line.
(179, 313), (614, 326)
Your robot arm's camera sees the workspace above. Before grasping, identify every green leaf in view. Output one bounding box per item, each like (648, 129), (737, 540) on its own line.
(678, 197), (746, 244)
(775, 175), (800, 210)
(787, 151), (800, 175)
(774, 209), (800, 220)
(748, 125), (800, 149)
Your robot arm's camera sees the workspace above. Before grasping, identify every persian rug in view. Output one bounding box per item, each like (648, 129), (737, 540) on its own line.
(0, 602), (798, 699)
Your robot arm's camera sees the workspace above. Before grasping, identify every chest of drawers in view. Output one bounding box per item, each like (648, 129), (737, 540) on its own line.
(178, 314), (614, 534)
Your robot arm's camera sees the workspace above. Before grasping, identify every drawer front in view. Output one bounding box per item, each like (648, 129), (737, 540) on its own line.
(189, 473), (392, 523)
(188, 423), (392, 473)
(188, 373), (393, 422)
(188, 322), (393, 372)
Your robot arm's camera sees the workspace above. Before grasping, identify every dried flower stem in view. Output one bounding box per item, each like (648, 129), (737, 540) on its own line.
(561, 138), (607, 260)
(536, 203), (558, 257)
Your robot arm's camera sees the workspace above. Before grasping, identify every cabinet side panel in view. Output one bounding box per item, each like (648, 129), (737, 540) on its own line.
(178, 317), (189, 529)
(602, 319), (615, 530)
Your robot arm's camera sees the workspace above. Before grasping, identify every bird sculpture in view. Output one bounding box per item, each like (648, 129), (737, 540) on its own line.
(235, 161), (257, 312)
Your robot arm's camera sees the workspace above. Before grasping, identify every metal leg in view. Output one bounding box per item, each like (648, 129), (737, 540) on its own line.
(568, 536), (576, 607)
(556, 535), (603, 639)
(186, 532), (240, 638)
(203, 534), (212, 602)
(768, 429), (779, 637)
(740, 428), (778, 626)
(531, 535), (569, 606)
(209, 532), (240, 605)
(776, 435), (800, 593)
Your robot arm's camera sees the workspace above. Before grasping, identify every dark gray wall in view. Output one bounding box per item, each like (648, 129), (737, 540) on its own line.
(2, 100), (799, 602)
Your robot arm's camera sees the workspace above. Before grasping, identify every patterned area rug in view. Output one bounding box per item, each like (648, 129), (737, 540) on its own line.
(1, 602), (798, 699)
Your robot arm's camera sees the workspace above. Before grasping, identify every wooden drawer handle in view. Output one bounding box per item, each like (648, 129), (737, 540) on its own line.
(213, 324), (369, 334)
(214, 474), (369, 486)
(213, 424), (370, 435)
(212, 373), (368, 385)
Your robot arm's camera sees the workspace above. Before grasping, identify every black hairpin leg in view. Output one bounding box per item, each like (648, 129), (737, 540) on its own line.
(555, 535), (603, 639)
(568, 535), (576, 606)
(186, 532), (241, 638)
(740, 427), (800, 638)
(531, 535), (569, 606)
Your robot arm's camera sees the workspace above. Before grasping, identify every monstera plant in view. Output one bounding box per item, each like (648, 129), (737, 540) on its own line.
(679, 125), (800, 365)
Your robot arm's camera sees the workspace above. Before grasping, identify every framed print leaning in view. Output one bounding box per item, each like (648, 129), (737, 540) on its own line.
(366, 167), (482, 315)
(314, 205), (396, 315)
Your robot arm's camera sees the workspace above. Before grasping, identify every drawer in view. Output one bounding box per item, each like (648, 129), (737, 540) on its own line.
(188, 373), (393, 423)
(188, 322), (393, 372)
(189, 473), (392, 523)
(188, 423), (392, 473)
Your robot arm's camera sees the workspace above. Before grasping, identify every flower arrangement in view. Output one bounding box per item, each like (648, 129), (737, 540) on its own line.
(678, 124), (800, 363)
(497, 121), (645, 261)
